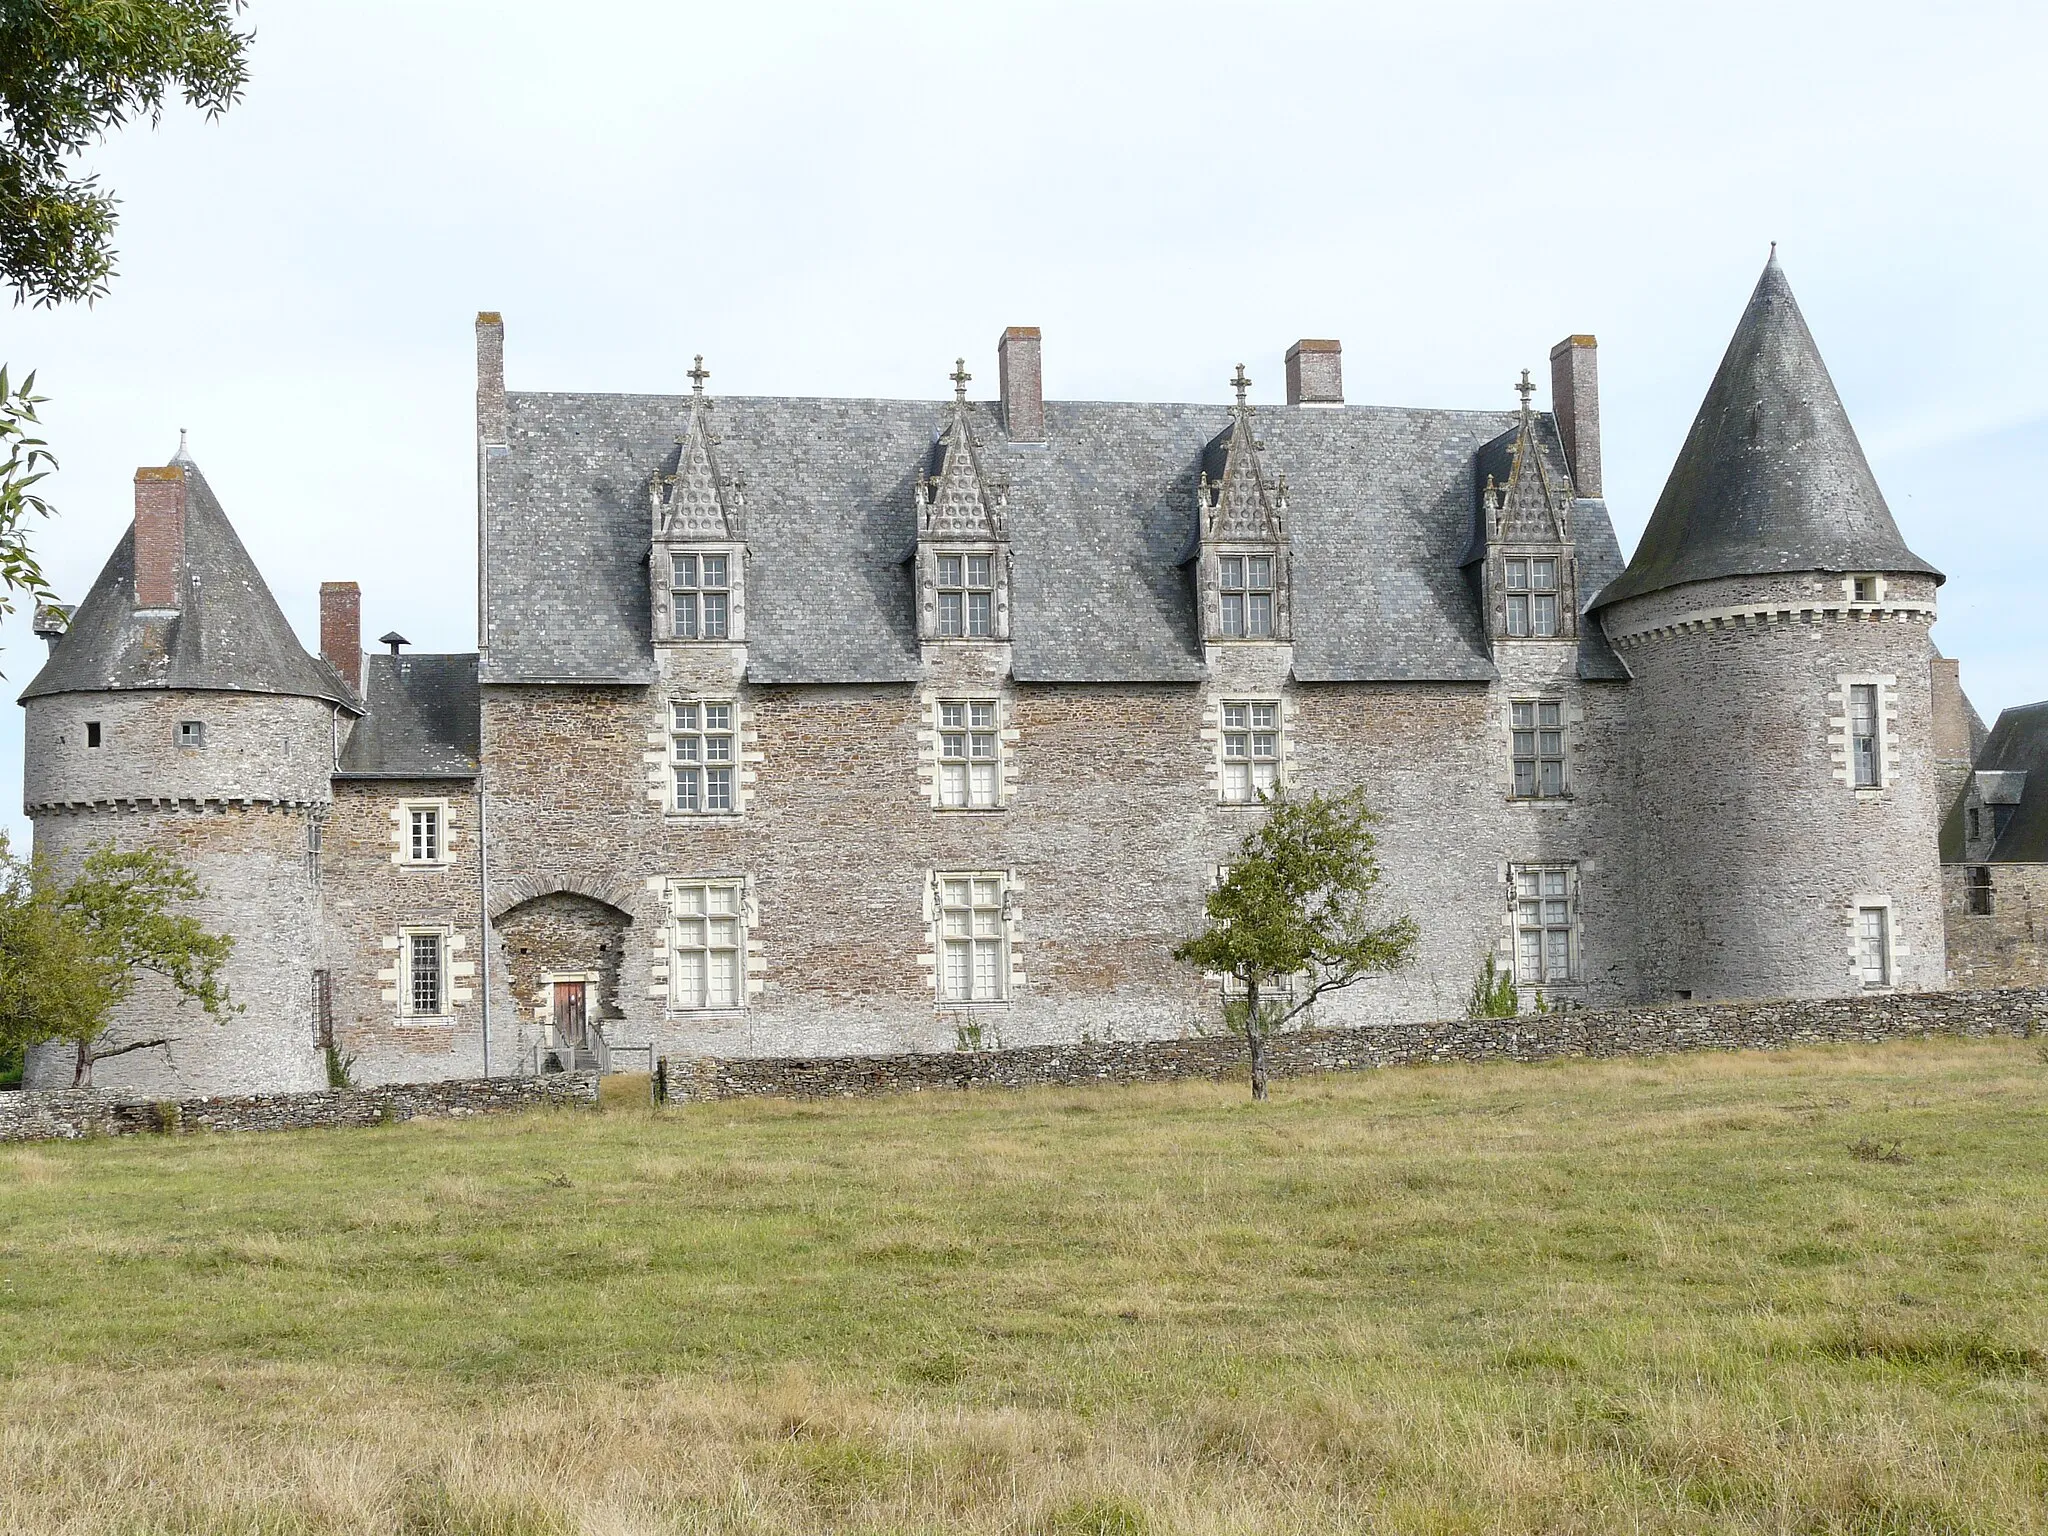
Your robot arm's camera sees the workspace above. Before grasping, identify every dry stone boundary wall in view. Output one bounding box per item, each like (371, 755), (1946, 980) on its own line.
(0, 1071), (596, 1142)
(677, 987), (2048, 1100)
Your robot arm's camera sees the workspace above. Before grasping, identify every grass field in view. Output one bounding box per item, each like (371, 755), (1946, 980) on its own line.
(2, 1038), (2045, 1534)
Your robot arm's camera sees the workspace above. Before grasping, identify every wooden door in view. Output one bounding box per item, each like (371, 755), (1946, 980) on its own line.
(552, 981), (587, 1046)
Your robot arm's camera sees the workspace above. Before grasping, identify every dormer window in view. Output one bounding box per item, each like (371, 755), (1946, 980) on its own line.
(1219, 555), (1275, 639)
(1504, 558), (1560, 638)
(670, 553), (730, 640)
(936, 553), (995, 639)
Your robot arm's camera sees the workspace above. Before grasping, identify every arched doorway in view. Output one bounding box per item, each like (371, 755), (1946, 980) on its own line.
(494, 891), (632, 1072)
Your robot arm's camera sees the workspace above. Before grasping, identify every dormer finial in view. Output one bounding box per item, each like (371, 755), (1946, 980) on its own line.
(688, 356), (710, 396)
(1516, 369), (1535, 412)
(1231, 363), (1251, 408)
(950, 358), (971, 404)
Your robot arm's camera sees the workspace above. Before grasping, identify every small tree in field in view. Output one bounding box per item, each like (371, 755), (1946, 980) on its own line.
(1174, 789), (1418, 1100)
(0, 836), (234, 1087)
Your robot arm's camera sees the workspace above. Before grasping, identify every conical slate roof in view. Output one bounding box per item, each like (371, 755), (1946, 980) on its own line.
(19, 455), (356, 706)
(1593, 255), (1940, 610)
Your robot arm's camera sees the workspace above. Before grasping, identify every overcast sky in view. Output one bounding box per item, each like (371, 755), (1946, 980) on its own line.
(4, 1), (2044, 848)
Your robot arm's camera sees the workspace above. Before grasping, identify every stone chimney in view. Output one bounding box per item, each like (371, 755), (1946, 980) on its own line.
(133, 465), (187, 611)
(1285, 340), (1343, 406)
(477, 311), (508, 446)
(998, 326), (1043, 441)
(320, 581), (362, 690)
(1548, 335), (1601, 497)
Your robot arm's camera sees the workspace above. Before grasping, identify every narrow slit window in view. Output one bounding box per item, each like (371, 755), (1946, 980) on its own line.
(1966, 866), (1994, 917)
(1849, 684), (1881, 788)
(406, 932), (445, 1017)
(938, 700), (1000, 808)
(85, 721), (101, 748)
(670, 553), (730, 640)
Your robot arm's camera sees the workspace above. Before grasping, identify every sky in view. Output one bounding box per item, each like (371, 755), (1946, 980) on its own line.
(3, 0), (2044, 849)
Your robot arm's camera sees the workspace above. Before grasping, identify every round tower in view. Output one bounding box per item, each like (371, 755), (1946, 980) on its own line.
(1592, 256), (1946, 1001)
(18, 452), (353, 1093)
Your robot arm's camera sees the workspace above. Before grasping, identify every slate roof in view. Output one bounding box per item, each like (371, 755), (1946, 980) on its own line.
(1593, 255), (1942, 610)
(19, 457), (356, 708)
(483, 393), (1634, 686)
(1940, 701), (2048, 864)
(336, 652), (481, 779)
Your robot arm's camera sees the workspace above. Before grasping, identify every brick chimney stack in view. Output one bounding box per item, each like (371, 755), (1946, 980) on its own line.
(476, 311), (507, 446)
(998, 326), (1044, 441)
(320, 581), (363, 690)
(1285, 340), (1343, 406)
(132, 466), (187, 611)
(1548, 335), (1602, 497)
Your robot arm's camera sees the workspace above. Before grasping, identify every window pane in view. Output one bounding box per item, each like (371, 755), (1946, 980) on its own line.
(967, 592), (992, 636)
(1221, 593), (1245, 636)
(673, 596), (698, 639)
(1505, 560), (1528, 591)
(673, 702), (698, 731)
(1538, 731), (1562, 757)
(970, 732), (996, 759)
(944, 879), (969, 907)
(674, 555), (698, 590)
(1220, 557), (1244, 591)
(708, 951), (737, 1007)
(943, 941), (970, 1000)
(674, 948), (704, 1008)
(703, 592), (728, 638)
(1539, 759), (1563, 797)
(674, 769), (699, 810)
(1224, 732), (1248, 760)
(1518, 931), (1543, 979)
(1515, 871), (1539, 897)
(1512, 702), (1534, 729)
(941, 763), (965, 806)
(1251, 732), (1277, 759)
(938, 593), (963, 637)
(1224, 763), (1250, 800)
(1247, 556), (1272, 591)
(674, 735), (701, 762)
(1533, 594), (1558, 636)
(970, 763), (996, 806)
(973, 940), (1000, 998)
(1506, 595), (1529, 636)
(966, 555), (992, 589)
(1513, 730), (1535, 757)
(1248, 593), (1272, 637)
(1223, 704), (1247, 730)
(1250, 704), (1276, 729)
(938, 556), (962, 588)
(1542, 871), (1567, 897)
(969, 702), (994, 729)
(706, 768), (733, 810)
(703, 703), (731, 731)
(1545, 929), (1570, 979)
(940, 702), (964, 729)
(942, 731), (967, 759)
(1514, 761), (1536, 797)
(1538, 702), (1562, 728)
(702, 555), (727, 588)
(1252, 762), (1276, 794)
(1531, 559), (1557, 591)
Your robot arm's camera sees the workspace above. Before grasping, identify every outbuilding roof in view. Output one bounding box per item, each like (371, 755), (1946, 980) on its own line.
(1941, 701), (2048, 864)
(1593, 254), (1941, 610)
(336, 652), (480, 779)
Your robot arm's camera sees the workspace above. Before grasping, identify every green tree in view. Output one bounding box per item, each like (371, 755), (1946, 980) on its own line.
(1174, 788), (1418, 1101)
(0, 834), (234, 1088)
(0, 0), (253, 634)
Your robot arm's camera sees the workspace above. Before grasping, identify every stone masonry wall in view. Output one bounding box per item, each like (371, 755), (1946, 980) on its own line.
(674, 986), (2048, 1101)
(1943, 864), (2048, 988)
(1602, 573), (1946, 1001)
(0, 1071), (597, 1143)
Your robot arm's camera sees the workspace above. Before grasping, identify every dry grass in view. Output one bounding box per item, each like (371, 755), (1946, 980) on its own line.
(2, 1038), (2045, 1532)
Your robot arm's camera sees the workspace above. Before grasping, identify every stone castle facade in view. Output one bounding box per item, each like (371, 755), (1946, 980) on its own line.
(18, 256), (2030, 1094)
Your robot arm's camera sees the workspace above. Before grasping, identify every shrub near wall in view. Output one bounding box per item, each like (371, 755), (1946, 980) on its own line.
(678, 987), (2048, 1101)
(0, 1072), (598, 1142)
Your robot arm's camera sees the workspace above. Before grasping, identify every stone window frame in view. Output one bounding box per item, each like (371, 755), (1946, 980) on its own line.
(917, 543), (1013, 645)
(920, 869), (1025, 1007)
(391, 797), (454, 868)
(1843, 573), (1888, 608)
(651, 874), (762, 1015)
(1828, 673), (1898, 794)
(654, 543), (747, 645)
(1507, 696), (1570, 801)
(380, 925), (474, 1023)
(1505, 862), (1581, 992)
(1206, 694), (1293, 806)
(1845, 893), (1905, 990)
(1201, 543), (1293, 646)
(645, 693), (759, 818)
(176, 718), (206, 749)
(916, 690), (1020, 811)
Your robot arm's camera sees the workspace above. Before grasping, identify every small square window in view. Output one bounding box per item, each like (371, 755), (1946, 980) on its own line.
(1852, 575), (1877, 603)
(177, 720), (205, 748)
(85, 721), (101, 748)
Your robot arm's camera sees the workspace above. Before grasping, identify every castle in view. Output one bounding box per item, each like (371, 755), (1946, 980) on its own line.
(19, 254), (2041, 1094)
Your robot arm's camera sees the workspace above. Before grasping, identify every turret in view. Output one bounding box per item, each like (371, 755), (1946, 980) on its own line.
(17, 449), (355, 1093)
(1592, 254), (1946, 1000)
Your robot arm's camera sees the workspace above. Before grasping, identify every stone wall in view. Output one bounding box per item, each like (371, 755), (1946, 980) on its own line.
(0, 1070), (596, 1142)
(1943, 864), (2048, 988)
(671, 986), (2048, 1100)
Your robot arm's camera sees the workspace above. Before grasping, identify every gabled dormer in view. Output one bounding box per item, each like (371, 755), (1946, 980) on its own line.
(915, 360), (1011, 644)
(1476, 372), (1579, 645)
(649, 357), (747, 645)
(1195, 365), (1292, 644)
